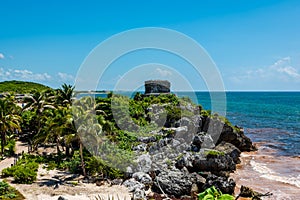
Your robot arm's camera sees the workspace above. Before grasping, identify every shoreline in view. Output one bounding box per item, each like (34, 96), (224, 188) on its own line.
(231, 143), (300, 200)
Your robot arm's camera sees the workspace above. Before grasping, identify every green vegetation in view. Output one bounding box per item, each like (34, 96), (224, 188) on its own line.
(205, 150), (225, 157)
(0, 94), (21, 155)
(198, 186), (234, 200)
(2, 154), (38, 184)
(0, 80), (50, 93)
(0, 180), (25, 199)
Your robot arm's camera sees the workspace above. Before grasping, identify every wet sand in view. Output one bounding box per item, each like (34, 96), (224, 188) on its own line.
(231, 143), (300, 200)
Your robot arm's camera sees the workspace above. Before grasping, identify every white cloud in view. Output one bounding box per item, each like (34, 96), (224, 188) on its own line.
(154, 67), (172, 77)
(0, 53), (4, 59)
(231, 57), (300, 83)
(0, 68), (52, 81)
(57, 72), (74, 82)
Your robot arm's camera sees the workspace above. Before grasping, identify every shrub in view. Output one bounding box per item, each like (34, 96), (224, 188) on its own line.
(13, 165), (37, 184)
(198, 186), (234, 200)
(2, 167), (15, 177)
(1, 155), (38, 184)
(0, 181), (18, 199)
(58, 151), (81, 174)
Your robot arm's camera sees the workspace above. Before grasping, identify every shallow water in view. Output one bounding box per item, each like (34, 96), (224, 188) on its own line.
(231, 144), (300, 200)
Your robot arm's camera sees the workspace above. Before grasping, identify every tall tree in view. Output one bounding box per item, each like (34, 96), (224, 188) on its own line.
(72, 96), (104, 178)
(0, 95), (21, 155)
(22, 91), (55, 150)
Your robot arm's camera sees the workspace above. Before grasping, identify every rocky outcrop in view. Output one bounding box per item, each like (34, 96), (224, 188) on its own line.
(202, 117), (256, 151)
(121, 101), (256, 198)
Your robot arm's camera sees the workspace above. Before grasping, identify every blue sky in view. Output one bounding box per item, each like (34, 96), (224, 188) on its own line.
(0, 0), (300, 91)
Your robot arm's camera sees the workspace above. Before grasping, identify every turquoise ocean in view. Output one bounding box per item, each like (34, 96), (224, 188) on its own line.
(178, 91), (300, 157)
(186, 91), (300, 199)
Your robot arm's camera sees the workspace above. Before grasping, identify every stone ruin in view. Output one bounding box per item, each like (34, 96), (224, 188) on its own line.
(144, 80), (170, 95)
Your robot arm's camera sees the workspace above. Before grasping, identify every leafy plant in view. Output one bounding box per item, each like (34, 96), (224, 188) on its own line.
(198, 186), (234, 200)
(0, 181), (16, 199)
(1, 154), (38, 184)
(13, 164), (37, 184)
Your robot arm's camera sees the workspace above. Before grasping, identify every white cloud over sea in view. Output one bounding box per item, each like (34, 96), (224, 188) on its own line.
(227, 57), (300, 90)
(0, 53), (4, 59)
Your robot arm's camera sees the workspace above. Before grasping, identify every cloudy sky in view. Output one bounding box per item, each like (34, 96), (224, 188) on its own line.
(1, 0), (300, 91)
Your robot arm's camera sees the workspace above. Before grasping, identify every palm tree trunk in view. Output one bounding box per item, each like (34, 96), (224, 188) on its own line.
(65, 145), (70, 157)
(1, 132), (5, 155)
(56, 139), (60, 155)
(79, 140), (86, 178)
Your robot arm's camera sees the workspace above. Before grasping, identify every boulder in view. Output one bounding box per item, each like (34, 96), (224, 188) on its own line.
(202, 174), (236, 195)
(133, 188), (146, 200)
(132, 172), (152, 187)
(176, 115), (202, 134)
(214, 141), (241, 163)
(192, 153), (236, 172)
(135, 154), (152, 173)
(218, 123), (256, 151)
(176, 150), (236, 173)
(123, 178), (145, 192)
(153, 169), (205, 197)
(202, 117), (256, 152)
(191, 132), (215, 151)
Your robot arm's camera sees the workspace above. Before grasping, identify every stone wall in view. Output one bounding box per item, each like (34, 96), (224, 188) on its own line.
(144, 80), (170, 94)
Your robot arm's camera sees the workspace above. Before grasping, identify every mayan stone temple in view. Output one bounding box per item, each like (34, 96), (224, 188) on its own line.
(144, 80), (171, 95)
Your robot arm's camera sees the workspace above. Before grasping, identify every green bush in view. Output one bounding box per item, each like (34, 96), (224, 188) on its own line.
(0, 181), (17, 199)
(57, 151), (81, 173)
(198, 186), (234, 200)
(2, 167), (15, 177)
(13, 165), (37, 184)
(1, 155), (38, 184)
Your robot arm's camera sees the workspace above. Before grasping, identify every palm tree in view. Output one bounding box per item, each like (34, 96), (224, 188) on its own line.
(22, 91), (55, 151)
(56, 83), (74, 106)
(23, 91), (55, 115)
(72, 96), (105, 178)
(0, 95), (21, 155)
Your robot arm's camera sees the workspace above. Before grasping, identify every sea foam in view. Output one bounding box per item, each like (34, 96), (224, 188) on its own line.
(251, 160), (300, 188)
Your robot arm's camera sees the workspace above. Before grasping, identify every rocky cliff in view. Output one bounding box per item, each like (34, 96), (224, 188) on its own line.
(119, 100), (256, 199)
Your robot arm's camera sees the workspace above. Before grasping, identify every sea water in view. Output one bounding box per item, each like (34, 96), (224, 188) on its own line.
(188, 91), (300, 199)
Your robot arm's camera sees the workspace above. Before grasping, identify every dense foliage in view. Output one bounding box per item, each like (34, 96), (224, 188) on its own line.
(0, 80), (50, 93)
(0, 94), (21, 155)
